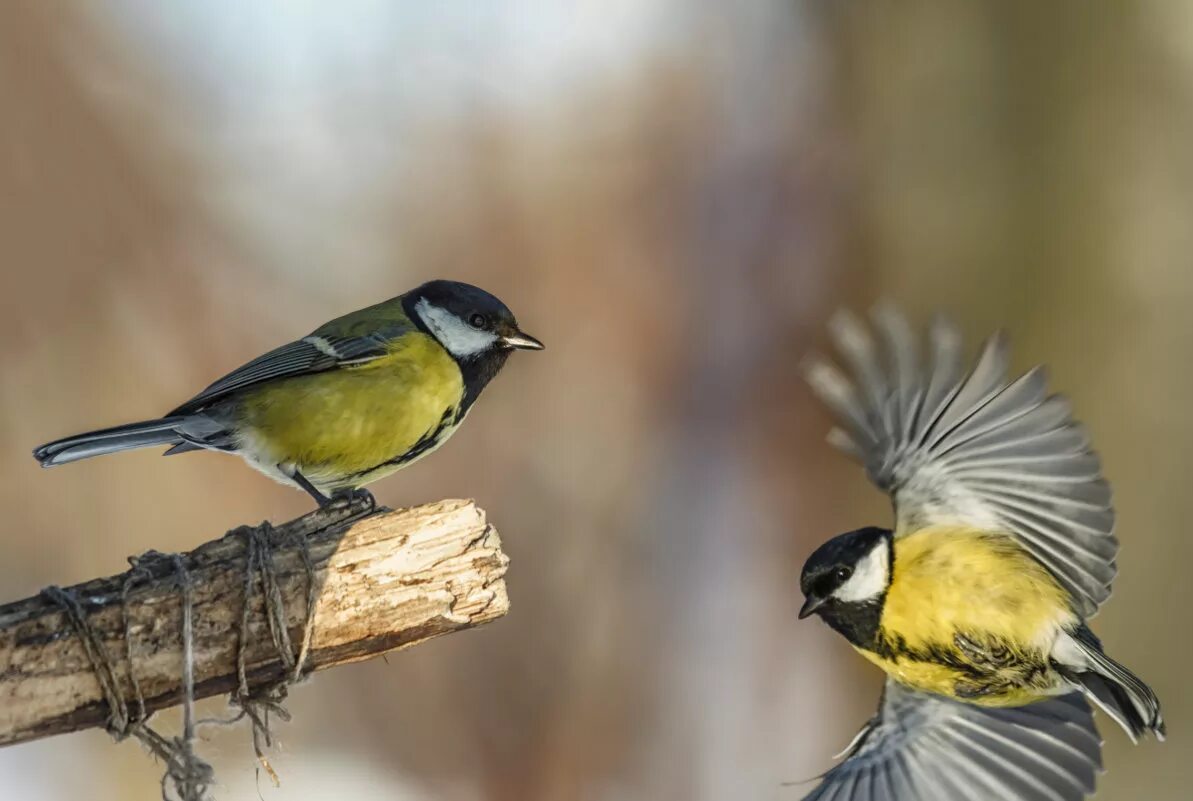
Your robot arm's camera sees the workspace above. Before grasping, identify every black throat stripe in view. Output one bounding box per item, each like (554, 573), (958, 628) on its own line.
(819, 597), (885, 650)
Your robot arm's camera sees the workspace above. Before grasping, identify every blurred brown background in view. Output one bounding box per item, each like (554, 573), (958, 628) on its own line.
(1, 2), (1189, 800)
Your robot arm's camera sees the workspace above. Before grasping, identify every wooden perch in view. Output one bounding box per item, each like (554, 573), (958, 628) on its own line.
(0, 498), (509, 747)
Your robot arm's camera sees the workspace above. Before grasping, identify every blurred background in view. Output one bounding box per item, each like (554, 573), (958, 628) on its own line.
(1, 2), (1189, 799)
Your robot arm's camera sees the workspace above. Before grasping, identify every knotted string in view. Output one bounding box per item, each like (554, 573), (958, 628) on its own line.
(219, 522), (318, 784)
(40, 517), (319, 800)
(43, 552), (214, 801)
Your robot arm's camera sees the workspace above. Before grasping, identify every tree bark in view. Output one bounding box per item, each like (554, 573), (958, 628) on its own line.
(0, 498), (509, 746)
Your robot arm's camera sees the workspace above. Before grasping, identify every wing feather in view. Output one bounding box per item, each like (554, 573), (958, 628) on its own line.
(805, 361), (881, 450)
(955, 720), (1075, 801)
(829, 311), (889, 424)
(169, 325), (410, 415)
(804, 307), (1118, 616)
(917, 315), (966, 443)
(870, 757), (898, 801)
(881, 754), (915, 801)
(873, 304), (919, 445)
(850, 765), (875, 801)
(929, 748), (986, 801)
(924, 331), (1009, 447)
(801, 680), (1102, 801)
(933, 368), (1049, 454)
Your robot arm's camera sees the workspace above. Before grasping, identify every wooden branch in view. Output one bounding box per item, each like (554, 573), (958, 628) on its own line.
(0, 498), (509, 746)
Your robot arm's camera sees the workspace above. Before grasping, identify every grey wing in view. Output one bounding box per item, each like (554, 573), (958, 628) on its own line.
(169, 330), (402, 415)
(803, 680), (1102, 801)
(803, 306), (1117, 617)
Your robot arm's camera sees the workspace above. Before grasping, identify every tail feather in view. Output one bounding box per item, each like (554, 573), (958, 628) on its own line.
(1056, 627), (1165, 743)
(162, 441), (204, 456)
(1078, 672), (1151, 744)
(33, 418), (186, 466)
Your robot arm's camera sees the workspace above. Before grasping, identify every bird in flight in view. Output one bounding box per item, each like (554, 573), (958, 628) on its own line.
(798, 306), (1163, 801)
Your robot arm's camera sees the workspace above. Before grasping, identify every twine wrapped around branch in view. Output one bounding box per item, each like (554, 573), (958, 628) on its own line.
(0, 498), (510, 799)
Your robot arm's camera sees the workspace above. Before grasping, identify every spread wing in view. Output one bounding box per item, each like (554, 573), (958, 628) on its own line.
(169, 322), (413, 415)
(803, 306), (1117, 617)
(803, 679), (1102, 801)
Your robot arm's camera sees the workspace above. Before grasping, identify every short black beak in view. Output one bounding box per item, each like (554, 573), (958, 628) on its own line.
(502, 330), (545, 351)
(798, 595), (825, 620)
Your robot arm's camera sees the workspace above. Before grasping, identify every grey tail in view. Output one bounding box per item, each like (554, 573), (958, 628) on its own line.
(1059, 627), (1165, 743)
(33, 418), (187, 467)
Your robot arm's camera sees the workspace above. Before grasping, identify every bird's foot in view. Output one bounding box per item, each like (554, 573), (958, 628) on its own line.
(329, 487), (376, 513)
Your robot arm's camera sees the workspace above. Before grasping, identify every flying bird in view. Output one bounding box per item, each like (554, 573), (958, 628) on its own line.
(798, 306), (1163, 801)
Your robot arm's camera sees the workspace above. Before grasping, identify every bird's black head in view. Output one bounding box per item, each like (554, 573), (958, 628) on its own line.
(799, 526), (893, 646)
(405, 280), (543, 358)
(403, 280), (543, 412)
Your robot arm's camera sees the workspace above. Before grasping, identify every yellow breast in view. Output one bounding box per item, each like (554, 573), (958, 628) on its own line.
(864, 525), (1075, 705)
(884, 525), (1073, 650)
(856, 650), (984, 700)
(235, 332), (464, 488)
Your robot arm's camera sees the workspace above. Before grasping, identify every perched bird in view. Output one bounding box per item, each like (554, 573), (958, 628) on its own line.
(798, 307), (1163, 801)
(34, 280), (543, 506)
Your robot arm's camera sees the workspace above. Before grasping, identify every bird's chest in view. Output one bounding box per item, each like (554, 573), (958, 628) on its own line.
(239, 336), (465, 481)
(861, 528), (1074, 705)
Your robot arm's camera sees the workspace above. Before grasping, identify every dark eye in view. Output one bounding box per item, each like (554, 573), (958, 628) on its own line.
(834, 566), (853, 582)
(468, 313), (487, 329)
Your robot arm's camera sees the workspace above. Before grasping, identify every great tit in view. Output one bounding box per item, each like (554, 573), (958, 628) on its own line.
(797, 307), (1163, 801)
(33, 280), (543, 506)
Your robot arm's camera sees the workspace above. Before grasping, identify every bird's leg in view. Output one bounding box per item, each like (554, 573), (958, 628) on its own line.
(952, 633), (1035, 699)
(954, 633), (1013, 668)
(953, 679), (997, 699)
(284, 466), (333, 508)
(954, 633), (988, 663)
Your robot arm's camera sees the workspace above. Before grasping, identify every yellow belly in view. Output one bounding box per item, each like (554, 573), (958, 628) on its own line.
(235, 332), (464, 489)
(865, 525), (1076, 706)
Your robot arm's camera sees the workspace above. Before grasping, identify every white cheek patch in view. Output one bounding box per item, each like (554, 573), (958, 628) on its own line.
(832, 540), (890, 602)
(415, 298), (499, 359)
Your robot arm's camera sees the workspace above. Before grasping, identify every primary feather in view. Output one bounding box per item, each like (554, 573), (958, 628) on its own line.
(803, 307), (1117, 618)
(804, 679), (1102, 801)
